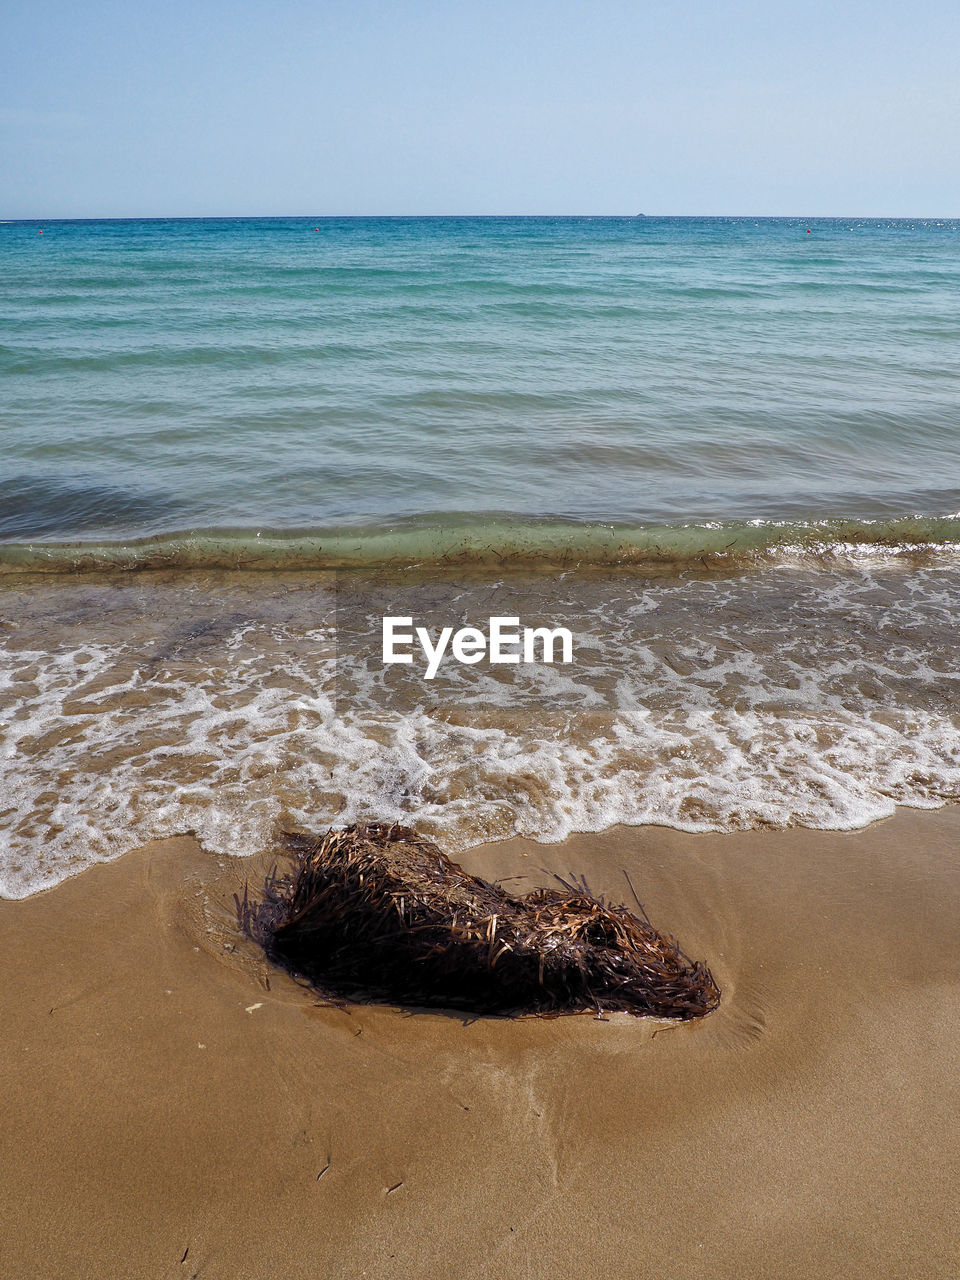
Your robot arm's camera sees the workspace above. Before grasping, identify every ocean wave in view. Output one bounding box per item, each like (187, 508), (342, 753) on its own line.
(2, 515), (960, 576)
(2, 561), (960, 897)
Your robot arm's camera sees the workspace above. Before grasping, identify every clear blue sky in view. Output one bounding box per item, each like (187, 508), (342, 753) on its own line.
(3, 0), (958, 217)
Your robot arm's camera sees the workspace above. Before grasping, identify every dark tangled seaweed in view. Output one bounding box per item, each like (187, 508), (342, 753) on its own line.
(239, 822), (720, 1019)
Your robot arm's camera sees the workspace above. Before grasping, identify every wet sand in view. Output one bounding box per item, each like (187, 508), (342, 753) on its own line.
(1, 808), (959, 1279)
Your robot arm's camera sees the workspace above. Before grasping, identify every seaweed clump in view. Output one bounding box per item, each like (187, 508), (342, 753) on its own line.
(240, 822), (719, 1019)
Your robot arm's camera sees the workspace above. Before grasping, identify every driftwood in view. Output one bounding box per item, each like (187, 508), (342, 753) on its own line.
(239, 822), (720, 1019)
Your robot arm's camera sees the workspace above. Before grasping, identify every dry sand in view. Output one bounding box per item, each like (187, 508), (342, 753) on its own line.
(1, 808), (959, 1279)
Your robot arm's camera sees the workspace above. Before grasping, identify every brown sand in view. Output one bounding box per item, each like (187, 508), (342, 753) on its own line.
(1, 809), (959, 1279)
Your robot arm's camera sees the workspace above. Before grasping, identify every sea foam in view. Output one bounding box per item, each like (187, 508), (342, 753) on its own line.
(1, 563), (959, 898)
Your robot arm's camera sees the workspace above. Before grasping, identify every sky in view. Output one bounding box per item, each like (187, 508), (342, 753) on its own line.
(2, 0), (959, 217)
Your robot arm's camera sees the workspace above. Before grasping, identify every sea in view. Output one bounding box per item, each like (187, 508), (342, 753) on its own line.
(2, 215), (959, 897)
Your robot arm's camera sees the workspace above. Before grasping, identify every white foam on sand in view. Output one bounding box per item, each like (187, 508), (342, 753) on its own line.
(2, 564), (960, 898)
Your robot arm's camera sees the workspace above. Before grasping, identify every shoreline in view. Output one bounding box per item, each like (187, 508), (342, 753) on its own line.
(2, 808), (958, 1278)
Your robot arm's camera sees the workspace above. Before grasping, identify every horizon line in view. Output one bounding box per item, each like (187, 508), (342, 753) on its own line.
(3, 212), (958, 223)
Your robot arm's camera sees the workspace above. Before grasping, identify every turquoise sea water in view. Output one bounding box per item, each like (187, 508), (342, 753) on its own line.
(3, 217), (960, 897)
(2, 216), (959, 565)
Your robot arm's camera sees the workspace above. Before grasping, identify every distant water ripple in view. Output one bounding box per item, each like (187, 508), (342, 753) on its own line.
(2, 216), (959, 548)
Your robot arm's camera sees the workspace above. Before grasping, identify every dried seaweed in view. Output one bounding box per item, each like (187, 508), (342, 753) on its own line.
(239, 822), (719, 1019)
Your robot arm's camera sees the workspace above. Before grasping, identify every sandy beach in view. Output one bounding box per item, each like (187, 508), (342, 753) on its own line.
(7, 6), (960, 1274)
(2, 807), (958, 1279)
